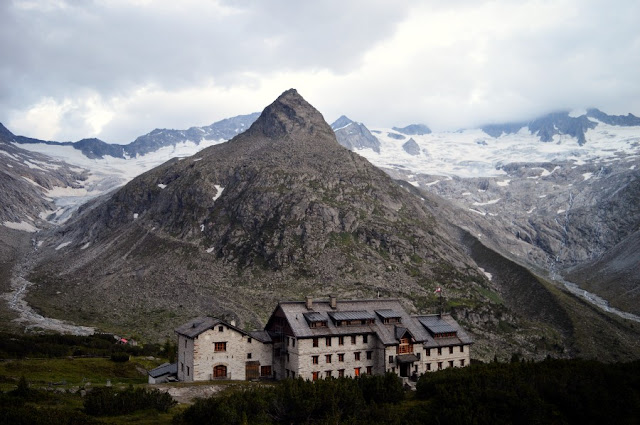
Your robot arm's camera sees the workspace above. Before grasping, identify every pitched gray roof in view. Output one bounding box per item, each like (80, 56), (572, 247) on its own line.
(415, 314), (474, 347)
(175, 316), (272, 343)
(148, 362), (177, 378)
(375, 309), (402, 319)
(418, 316), (457, 335)
(327, 310), (376, 321)
(303, 312), (326, 323)
(274, 299), (431, 346)
(249, 330), (273, 343)
(395, 326), (412, 340)
(274, 299), (473, 348)
(175, 317), (222, 338)
(396, 354), (419, 363)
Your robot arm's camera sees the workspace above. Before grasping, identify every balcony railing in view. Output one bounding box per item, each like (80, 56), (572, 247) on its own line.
(397, 344), (413, 354)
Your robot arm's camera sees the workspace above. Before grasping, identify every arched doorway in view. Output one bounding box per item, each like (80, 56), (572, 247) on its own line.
(213, 364), (227, 379)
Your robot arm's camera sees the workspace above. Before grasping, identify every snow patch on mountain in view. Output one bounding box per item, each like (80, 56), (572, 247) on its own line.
(354, 121), (640, 179)
(212, 185), (225, 201)
(473, 198), (501, 206)
(55, 241), (72, 250)
(3, 220), (39, 232)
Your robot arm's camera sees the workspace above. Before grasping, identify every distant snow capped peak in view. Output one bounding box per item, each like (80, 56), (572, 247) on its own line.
(330, 115), (354, 131)
(480, 109), (640, 146)
(392, 123), (432, 135)
(331, 116), (380, 153)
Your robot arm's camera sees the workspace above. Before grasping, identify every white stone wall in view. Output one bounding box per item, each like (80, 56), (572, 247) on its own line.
(289, 333), (381, 380)
(177, 325), (472, 382)
(422, 344), (471, 372)
(383, 345), (428, 377)
(177, 324), (272, 382)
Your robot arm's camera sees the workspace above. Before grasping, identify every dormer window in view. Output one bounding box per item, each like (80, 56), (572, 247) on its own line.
(375, 309), (402, 324)
(328, 311), (376, 326)
(417, 316), (458, 339)
(303, 312), (327, 328)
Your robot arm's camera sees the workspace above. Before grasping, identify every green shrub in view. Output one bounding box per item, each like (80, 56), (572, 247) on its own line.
(109, 353), (130, 363)
(174, 375), (406, 425)
(84, 386), (176, 416)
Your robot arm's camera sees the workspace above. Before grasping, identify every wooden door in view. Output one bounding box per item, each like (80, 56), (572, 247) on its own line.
(213, 365), (227, 378)
(246, 361), (260, 380)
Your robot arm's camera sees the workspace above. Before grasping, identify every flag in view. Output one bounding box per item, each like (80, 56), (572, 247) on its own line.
(434, 287), (442, 294)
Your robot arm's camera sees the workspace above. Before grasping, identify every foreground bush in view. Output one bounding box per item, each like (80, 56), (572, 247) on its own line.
(84, 385), (176, 416)
(0, 379), (97, 425)
(109, 353), (130, 363)
(415, 358), (640, 425)
(174, 373), (406, 425)
(174, 360), (640, 425)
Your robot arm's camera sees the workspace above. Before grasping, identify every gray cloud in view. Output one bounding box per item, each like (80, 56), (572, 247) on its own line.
(1, 0), (639, 142)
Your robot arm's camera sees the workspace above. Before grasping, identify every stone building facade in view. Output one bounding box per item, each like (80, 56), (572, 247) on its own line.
(175, 317), (273, 381)
(175, 297), (472, 382)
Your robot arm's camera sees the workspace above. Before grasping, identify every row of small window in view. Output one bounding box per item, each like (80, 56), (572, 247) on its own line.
(312, 334), (369, 348)
(312, 351), (373, 364)
(425, 346), (465, 356)
(310, 367), (373, 380)
(425, 359), (465, 370)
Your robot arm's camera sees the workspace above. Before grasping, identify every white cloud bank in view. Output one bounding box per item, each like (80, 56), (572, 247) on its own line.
(1, 0), (639, 142)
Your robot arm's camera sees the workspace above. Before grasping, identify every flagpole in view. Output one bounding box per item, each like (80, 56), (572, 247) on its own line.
(434, 286), (443, 317)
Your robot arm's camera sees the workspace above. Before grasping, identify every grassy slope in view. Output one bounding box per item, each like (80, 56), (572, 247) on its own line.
(0, 357), (164, 390)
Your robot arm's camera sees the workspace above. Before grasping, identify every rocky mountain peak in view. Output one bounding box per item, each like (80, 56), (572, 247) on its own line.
(331, 115), (354, 130)
(246, 89), (334, 142)
(329, 115), (380, 153)
(0, 122), (16, 142)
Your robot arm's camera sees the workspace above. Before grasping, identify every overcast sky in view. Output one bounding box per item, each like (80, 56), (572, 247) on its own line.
(2, 0), (639, 143)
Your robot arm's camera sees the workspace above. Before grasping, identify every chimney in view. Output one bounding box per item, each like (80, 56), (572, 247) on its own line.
(329, 294), (337, 309)
(305, 295), (313, 310)
(230, 320), (236, 327)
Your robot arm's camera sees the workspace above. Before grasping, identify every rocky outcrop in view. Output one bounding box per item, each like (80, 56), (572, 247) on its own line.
(402, 138), (421, 156)
(331, 115), (381, 152)
(586, 108), (640, 126)
(387, 132), (405, 140)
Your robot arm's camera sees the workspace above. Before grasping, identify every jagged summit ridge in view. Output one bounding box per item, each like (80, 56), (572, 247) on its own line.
(246, 89), (334, 141)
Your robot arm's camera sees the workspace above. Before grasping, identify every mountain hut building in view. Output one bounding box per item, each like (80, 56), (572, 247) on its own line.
(175, 296), (472, 382)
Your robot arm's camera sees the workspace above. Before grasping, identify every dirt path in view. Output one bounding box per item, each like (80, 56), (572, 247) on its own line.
(151, 384), (229, 404)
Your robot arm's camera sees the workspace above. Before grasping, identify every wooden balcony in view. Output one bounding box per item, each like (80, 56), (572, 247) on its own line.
(397, 344), (413, 354)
